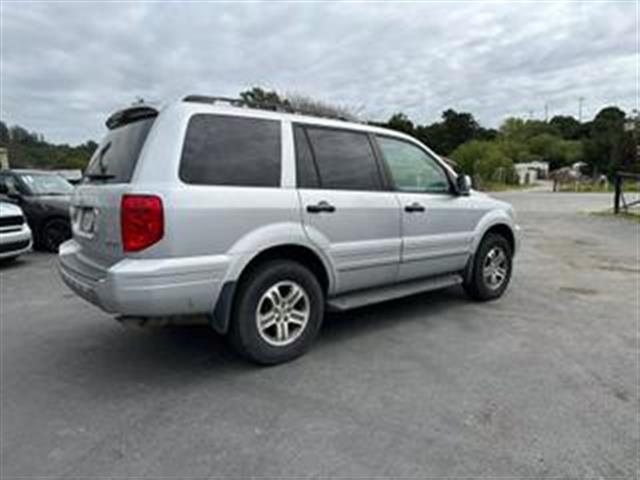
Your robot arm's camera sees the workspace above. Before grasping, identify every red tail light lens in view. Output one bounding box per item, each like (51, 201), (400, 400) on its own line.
(121, 194), (164, 252)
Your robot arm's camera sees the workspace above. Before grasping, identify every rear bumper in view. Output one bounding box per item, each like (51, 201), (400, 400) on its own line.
(0, 225), (32, 259)
(58, 240), (230, 318)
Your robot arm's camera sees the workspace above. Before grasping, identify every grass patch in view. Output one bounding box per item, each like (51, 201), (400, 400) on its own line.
(482, 182), (539, 192)
(557, 182), (640, 193)
(591, 209), (640, 223)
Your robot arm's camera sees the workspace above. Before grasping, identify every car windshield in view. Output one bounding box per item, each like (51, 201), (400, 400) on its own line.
(18, 173), (74, 196)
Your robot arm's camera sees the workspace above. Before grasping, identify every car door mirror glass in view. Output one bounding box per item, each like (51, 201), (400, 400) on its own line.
(456, 174), (472, 195)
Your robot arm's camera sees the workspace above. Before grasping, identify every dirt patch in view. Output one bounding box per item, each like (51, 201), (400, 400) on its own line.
(597, 264), (640, 274)
(558, 286), (599, 295)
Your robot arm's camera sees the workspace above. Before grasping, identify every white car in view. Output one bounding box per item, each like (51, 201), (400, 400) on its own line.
(0, 201), (32, 261)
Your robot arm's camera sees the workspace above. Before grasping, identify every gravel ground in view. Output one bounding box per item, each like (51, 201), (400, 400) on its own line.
(1, 191), (637, 478)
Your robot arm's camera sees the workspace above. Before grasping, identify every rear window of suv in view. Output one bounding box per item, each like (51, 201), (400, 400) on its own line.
(84, 116), (155, 183)
(180, 114), (281, 187)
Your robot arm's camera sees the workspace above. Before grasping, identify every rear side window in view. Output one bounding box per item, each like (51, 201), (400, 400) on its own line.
(303, 127), (382, 191)
(180, 114), (281, 187)
(84, 117), (155, 183)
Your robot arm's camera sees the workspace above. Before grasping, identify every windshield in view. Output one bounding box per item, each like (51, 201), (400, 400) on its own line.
(84, 117), (155, 183)
(18, 173), (74, 196)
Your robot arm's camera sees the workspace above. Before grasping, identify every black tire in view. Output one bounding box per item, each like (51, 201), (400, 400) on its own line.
(0, 256), (18, 266)
(41, 218), (71, 253)
(463, 233), (513, 301)
(228, 260), (324, 365)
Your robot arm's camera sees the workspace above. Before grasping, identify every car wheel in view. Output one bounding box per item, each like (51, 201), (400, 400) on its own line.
(42, 218), (71, 253)
(0, 256), (18, 265)
(228, 260), (324, 365)
(463, 233), (513, 301)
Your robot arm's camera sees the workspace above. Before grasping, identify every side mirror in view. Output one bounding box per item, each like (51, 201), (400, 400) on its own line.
(456, 174), (472, 196)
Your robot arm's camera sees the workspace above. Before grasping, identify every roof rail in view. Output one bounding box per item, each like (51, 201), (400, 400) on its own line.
(183, 95), (246, 107)
(182, 94), (294, 113)
(182, 94), (358, 122)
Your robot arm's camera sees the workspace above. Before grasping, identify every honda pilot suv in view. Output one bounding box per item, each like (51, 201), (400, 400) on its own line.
(59, 96), (519, 364)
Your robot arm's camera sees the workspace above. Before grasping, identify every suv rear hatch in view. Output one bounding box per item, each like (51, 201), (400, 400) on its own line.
(71, 105), (158, 270)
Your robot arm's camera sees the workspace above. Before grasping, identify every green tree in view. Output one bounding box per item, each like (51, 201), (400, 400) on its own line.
(549, 115), (581, 139)
(450, 140), (515, 185)
(385, 113), (415, 136)
(416, 109), (483, 155)
(583, 106), (626, 176)
(239, 87), (290, 110)
(499, 118), (554, 142)
(3, 122), (97, 169)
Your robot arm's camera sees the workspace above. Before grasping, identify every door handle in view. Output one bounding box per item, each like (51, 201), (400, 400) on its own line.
(404, 202), (425, 213)
(306, 201), (336, 214)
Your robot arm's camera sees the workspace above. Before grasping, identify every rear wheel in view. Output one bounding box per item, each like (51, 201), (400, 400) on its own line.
(463, 233), (513, 301)
(41, 218), (71, 253)
(228, 260), (324, 365)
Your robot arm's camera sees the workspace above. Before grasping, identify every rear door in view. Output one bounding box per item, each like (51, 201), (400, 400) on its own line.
(295, 125), (401, 294)
(71, 111), (156, 268)
(374, 135), (480, 281)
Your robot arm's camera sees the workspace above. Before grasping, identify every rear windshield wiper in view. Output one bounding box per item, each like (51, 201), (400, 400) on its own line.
(84, 173), (115, 181)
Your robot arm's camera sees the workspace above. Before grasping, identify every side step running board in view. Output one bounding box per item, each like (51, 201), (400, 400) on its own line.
(327, 274), (463, 312)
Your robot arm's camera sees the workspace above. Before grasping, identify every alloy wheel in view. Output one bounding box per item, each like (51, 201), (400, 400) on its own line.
(255, 281), (310, 347)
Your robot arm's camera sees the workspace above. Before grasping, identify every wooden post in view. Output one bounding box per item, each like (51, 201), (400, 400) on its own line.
(614, 174), (621, 214)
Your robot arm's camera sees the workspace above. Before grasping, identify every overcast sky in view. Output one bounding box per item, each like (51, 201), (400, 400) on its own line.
(0, 0), (637, 144)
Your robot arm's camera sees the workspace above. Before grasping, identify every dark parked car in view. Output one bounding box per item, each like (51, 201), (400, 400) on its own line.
(0, 170), (73, 252)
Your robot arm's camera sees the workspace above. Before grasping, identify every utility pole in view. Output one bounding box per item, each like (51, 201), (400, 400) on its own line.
(578, 97), (584, 122)
(544, 103), (549, 122)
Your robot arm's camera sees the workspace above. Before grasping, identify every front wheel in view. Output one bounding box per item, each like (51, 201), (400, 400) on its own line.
(228, 260), (324, 365)
(463, 233), (513, 301)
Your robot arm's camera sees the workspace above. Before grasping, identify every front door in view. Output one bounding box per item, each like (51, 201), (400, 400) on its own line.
(374, 135), (480, 282)
(294, 125), (401, 294)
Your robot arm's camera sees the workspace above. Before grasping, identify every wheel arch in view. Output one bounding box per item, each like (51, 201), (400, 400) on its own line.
(465, 214), (518, 284)
(483, 223), (515, 255)
(212, 243), (333, 334)
(471, 207), (518, 256)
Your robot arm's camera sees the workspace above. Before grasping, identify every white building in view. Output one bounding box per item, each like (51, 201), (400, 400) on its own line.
(514, 161), (549, 185)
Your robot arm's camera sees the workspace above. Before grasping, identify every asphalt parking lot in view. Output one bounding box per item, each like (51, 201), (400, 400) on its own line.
(1, 191), (637, 478)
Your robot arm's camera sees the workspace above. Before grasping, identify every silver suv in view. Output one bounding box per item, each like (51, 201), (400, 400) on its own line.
(59, 96), (519, 364)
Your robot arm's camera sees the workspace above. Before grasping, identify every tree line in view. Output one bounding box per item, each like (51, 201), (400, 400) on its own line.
(0, 121), (97, 170)
(1, 87), (637, 186)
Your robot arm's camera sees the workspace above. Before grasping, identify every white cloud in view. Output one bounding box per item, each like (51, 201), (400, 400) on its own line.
(0, 0), (636, 144)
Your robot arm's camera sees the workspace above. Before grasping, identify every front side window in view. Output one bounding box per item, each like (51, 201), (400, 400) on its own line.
(377, 136), (450, 193)
(180, 114), (281, 187)
(303, 127), (382, 191)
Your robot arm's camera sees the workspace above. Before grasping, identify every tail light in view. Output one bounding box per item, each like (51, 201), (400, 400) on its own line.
(121, 194), (164, 252)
